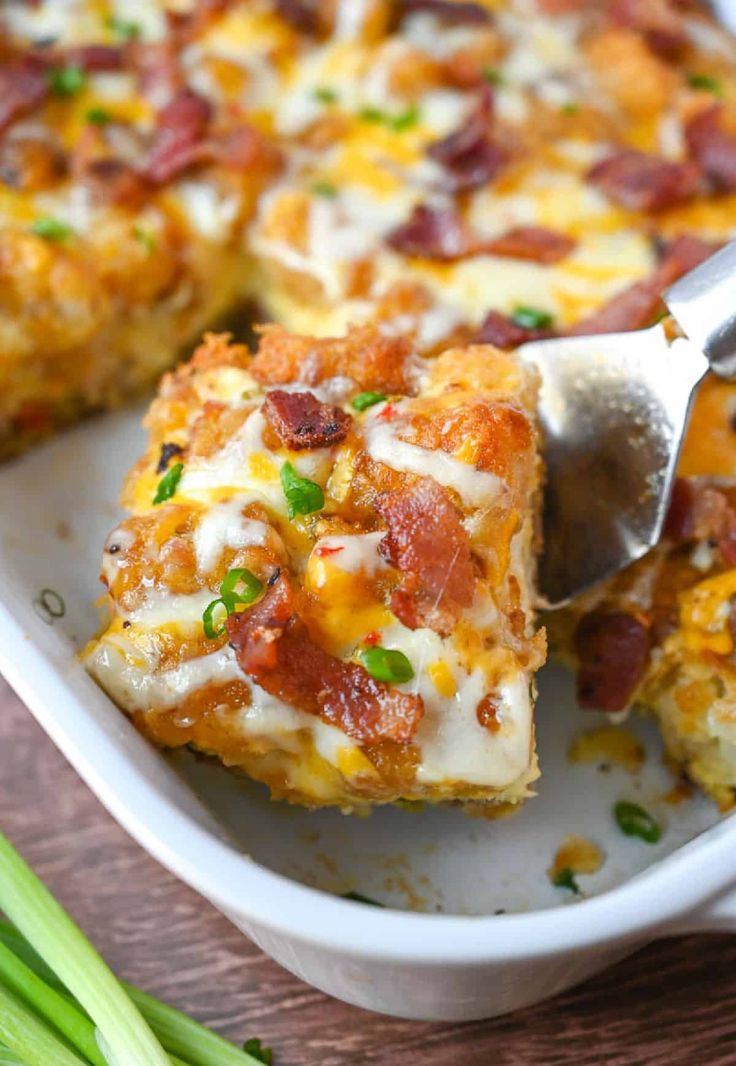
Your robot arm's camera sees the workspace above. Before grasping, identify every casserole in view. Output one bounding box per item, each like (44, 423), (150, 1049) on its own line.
(0, 404), (733, 1022)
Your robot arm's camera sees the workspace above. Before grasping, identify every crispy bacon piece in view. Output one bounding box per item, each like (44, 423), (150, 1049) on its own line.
(398, 0), (494, 24)
(64, 45), (124, 72)
(376, 479), (475, 636)
(251, 324), (416, 395)
(609, 0), (687, 57)
(0, 56), (49, 135)
(274, 0), (319, 33)
(262, 389), (351, 449)
(663, 477), (736, 565)
(82, 158), (148, 206)
(142, 89), (213, 184)
(685, 105), (736, 192)
(570, 234), (720, 335)
(575, 610), (651, 712)
(227, 574), (424, 743)
(428, 88), (508, 193)
(475, 310), (556, 348)
(484, 225), (576, 264)
(387, 204), (478, 261)
(587, 149), (701, 212)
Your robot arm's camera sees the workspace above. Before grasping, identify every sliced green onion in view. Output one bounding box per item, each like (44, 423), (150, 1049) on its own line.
(550, 867), (580, 894)
(313, 86), (338, 104)
(202, 598), (228, 640)
(280, 461), (324, 519)
(351, 391), (386, 412)
(560, 101), (579, 116)
(359, 106), (384, 124)
(220, 568), (263, 611)
(0, 832), (170, 1065)
(687, 72), (722, 96)
(341, 891), (385, 907)
(483, 67), (505, 86)
(243, 1037), (272, 1064)
(153, 462), (184, 505)
(31, 218), (73, 242)
(32, 588), (66, 624)
(614, 801), (662, 844)
(85, 107), (111, 125)
(311, 181), (338, 199)
(107, 15), (141, 40)
(359, 646), (414, 684)
(389, 104), (420, 132)
(511, 306), (554, 331)
(0, 983), (85, 1066)
(48, 65), (86, 97)
(134, 226), (156, 254)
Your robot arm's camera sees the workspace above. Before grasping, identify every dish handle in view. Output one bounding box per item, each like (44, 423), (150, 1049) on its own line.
(669, 886), (736, 934)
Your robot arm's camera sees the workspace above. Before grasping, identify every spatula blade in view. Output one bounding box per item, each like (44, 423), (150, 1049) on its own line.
(519, 324), (708, 607)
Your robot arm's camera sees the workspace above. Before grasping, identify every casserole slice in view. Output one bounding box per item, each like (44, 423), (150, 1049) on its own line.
(85, 326), (545, 811)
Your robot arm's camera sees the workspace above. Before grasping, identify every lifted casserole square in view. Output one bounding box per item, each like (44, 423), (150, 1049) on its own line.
(85, 327), (545, 811)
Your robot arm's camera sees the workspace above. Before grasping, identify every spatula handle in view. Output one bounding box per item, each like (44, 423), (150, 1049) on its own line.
(665, 240), (736, 380)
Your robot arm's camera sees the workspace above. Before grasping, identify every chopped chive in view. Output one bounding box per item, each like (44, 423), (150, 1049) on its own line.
(133, 226), (156, 254)
(341, 891), (385, 907)
(560, 101), (579, 116)
(551, 867), (580, 894)
(390, 104), (420, 131)
(351, 391), (386, 412)
(313, 86), (338, 104)
(0, 833), (170, 1064)
(202, 598), (228, 640)
(359, 106), (384, 124)
(359, 645), (414, 684)
(31, 217), (73, 242)
(687, 72), (723, 96)
(220, 568), (263, 611)
(614, 801), (662, 844)
(358, 105), (419, 131)
(311, 181), (338, 198)
(152, 461), (183, 504)
(85, 107), (111, 125)
(484, 67), (505, 86)
(107, 15), (141, 40)
(280, 461), (324, 519)
(511, 305), (554, 331)
(243, 1038), (273, 1064)
(47, 65), (86, 97)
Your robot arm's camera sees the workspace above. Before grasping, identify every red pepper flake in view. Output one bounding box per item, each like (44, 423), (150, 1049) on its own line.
(378, 403), (397, 421)
(315, 544), (344, 557)
(363, 630), (381, 646)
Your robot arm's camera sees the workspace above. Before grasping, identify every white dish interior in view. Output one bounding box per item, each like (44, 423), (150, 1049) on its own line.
(0, 403), (720, 916)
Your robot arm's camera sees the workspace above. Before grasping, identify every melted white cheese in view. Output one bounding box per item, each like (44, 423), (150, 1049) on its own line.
(362, 410), (504, 508)
(193, 496), (271, 573)
(311, 531), (387, 575)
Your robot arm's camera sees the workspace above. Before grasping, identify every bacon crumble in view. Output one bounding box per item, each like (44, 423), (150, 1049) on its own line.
(227, 574), (424, 744)
(262, 389), (352, 449)
(575, 610), (651, 713)
(428, 88), (508, 193)
(376, 478), (475, 636)
(587, 149), (701, 212)
(685, 105), (736, 192)
(484, 226), (576, 264)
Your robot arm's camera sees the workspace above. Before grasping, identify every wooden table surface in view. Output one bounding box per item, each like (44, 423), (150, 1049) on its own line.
(2, 676), (736, 1066)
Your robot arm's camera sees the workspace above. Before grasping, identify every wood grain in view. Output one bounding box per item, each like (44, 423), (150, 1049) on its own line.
(1, 674), (735, 1065)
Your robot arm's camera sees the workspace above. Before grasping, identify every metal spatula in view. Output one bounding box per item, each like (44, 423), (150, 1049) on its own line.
(519, 240), (736, 607)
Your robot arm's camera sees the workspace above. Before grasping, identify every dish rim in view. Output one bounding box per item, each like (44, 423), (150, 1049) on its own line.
(1, 592), (735, 965)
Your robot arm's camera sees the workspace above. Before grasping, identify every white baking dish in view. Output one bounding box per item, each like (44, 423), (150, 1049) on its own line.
(0, 404), (735, 1022)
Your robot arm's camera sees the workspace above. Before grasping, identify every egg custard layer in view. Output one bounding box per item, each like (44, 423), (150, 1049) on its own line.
(85, 328), (545, 810)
